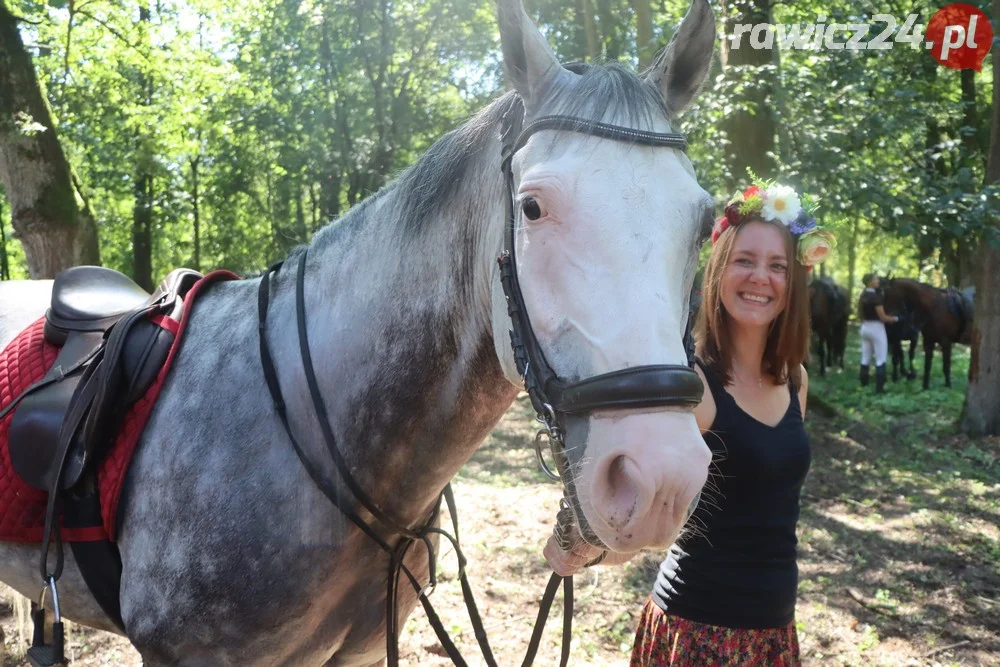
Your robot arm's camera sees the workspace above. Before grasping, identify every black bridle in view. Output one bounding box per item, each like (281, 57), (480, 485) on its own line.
(497, 98), (703, 552)
(257, 97), (701, 667)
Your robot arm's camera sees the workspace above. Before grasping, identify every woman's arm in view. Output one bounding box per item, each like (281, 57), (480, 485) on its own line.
(798, 364), (809, 419)
(875, 304), (898, 325)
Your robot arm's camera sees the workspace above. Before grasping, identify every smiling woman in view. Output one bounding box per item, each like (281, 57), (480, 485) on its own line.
(626, 182), (834, 667)
(699, 217), (810, 388)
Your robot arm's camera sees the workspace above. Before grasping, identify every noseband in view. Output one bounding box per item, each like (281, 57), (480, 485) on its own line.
(497, 99), (703, 551)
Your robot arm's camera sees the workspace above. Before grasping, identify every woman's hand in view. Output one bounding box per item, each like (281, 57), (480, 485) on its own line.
(543, 534), (638, 576)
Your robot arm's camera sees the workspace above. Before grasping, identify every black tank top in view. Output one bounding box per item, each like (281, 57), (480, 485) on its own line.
(859, 287), (883, 321)
(652, 359), (811, 629)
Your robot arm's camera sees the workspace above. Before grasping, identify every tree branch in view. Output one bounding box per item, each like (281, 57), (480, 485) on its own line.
(76, 8), (146, 56)
(924, 640), (971, 658)
(845, 587), (901, 618)
(8, 11), (42, 25)
(394, 2), (446, 101)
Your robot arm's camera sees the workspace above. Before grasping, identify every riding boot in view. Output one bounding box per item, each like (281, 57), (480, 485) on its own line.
(859, 364), (870, 387)
(875, 364), (887, 394)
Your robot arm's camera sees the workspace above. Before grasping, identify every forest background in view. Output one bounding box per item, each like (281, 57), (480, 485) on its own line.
(0, 0), (998, 427)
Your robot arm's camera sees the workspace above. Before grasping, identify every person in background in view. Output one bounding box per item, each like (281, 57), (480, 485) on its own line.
(857, 272), (899, 394)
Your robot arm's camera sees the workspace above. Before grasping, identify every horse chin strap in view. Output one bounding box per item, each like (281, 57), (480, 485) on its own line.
(497, 97), (702, 555)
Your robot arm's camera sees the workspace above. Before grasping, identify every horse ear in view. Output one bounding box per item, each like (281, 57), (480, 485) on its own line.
(496, 0), (566, 111)
(644, 0), (716, 117)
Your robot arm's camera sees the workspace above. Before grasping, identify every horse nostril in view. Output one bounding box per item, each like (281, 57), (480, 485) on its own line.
(595, 454), (653, 531)
(684, 491), (702, 522)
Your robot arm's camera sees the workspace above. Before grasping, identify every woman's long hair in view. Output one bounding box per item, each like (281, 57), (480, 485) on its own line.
(694, 218), (811, 388)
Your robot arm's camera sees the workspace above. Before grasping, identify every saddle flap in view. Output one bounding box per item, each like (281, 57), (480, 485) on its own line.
(9, 374), (88, 492)
(121, 320), (176, 403)
(8, 269), (201, 498)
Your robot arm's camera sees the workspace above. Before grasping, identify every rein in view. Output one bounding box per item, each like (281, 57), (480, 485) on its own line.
(260, 254), (500, 667)
(259, 252), (567, 667)
(257, 98), (698, 666)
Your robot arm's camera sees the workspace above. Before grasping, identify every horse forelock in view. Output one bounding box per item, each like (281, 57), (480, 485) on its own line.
(540, 63), (669, 130)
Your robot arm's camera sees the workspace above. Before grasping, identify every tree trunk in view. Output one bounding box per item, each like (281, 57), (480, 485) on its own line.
(308, 181), (319, 232)
(596, 0), (620, 60)
(960, 68), (980, 168)
(357, 0), (394, 189)
(581, 0), (598, 60)
(1, 195), (8, 280)
(631, 0), (654, 68)
(846, 216), (859, 306)
(0, 0), (99, 277)
(190, 154), (200, 271)
(132, 170), (153, 291)
(318, 4), (344, 222)
(721, 0), (777, 186)
(294, 179), (306, 243)
(131, 4), (153, 291)
(962, 0), (1000, 436)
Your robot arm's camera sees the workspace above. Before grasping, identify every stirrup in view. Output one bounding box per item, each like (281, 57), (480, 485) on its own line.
(27, 577), (66, 667)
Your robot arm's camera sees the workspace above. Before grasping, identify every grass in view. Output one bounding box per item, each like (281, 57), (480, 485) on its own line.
(808, 326), (970, 444)
(793, 324), (1000, 665)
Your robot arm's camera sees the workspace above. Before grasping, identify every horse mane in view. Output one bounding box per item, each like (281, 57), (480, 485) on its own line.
(885, 277), (936, 314)
(310, 63), (670, 253)
(294, 61), (680, 344)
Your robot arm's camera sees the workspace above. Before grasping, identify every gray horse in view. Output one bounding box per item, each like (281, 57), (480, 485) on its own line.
(0, 0), (717, 663)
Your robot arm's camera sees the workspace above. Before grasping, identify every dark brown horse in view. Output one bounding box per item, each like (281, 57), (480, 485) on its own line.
(882, 278), (974, 389)
(882, 277), (920, 381)
(808, 277), (849, 375)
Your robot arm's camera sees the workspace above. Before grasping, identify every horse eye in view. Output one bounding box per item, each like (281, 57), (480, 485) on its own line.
(521, 197), (543, 221)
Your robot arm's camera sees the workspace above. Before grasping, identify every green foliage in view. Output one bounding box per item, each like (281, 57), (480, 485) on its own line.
(0, 0), (995, 287)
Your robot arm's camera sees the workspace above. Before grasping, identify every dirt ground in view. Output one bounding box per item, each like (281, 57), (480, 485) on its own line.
(2, 392), (998, 666)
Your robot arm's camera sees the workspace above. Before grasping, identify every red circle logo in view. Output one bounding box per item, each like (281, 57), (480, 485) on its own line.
(926, 3), (993, 70)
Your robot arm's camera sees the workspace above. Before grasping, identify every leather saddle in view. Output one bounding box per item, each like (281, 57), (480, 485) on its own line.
(944, 287), (975, 344)
(8, 266), (201, 494)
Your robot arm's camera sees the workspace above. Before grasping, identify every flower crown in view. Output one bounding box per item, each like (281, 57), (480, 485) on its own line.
(712, 173), (836, 270)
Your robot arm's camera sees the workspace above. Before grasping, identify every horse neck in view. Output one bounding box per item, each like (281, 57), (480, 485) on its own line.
(893, 280), (935, 315)
(268, 96), (521, 528)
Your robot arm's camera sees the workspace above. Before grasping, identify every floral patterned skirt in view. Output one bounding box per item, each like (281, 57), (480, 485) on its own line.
(630, 597), (801, 667)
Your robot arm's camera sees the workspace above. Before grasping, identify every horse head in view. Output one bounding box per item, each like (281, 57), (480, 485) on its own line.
(809, 277), (831, 321)
(490, 0), (716, 554)
(882, 276), (903, 302)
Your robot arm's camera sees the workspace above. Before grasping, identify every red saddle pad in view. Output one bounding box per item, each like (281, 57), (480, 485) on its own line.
(0, 270), (238, 543)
